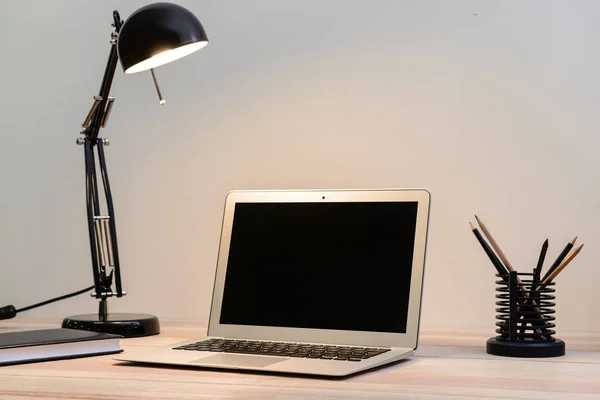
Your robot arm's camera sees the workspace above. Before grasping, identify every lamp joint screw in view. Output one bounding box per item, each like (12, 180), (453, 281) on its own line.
(103, 139), (110, 146)
(76, 137), (86, 145)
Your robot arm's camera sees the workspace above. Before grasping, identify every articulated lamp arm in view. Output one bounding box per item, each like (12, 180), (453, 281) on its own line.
(78, 11), (124, 319)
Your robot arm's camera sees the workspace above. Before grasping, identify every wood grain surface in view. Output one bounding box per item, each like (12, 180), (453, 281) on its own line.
(1, 319), (599, 399)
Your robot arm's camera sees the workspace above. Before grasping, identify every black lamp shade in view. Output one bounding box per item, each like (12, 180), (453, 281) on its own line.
(117, 2), (208, 74)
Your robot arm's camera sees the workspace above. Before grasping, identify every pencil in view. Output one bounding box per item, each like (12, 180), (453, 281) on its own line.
(523, 239), (548, 303)
(470, 222), (508, 278)
(541, 236), (577, 283)
(536, 244), (583, 291)
(529, 239), (548, 299)
(474, 215), (527, 293)
(521, 239), (548, 337)
(474, 215), (515, 271)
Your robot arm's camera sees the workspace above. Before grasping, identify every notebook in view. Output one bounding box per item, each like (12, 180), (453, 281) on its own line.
(0, 328), (122, 366)
(116, 188), (430, 376)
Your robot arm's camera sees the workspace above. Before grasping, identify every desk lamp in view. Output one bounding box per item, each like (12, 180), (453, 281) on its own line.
(61, 2), (208, 337)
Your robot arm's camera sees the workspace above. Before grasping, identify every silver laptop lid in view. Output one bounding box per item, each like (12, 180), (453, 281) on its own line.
(207, 189), (430, 349)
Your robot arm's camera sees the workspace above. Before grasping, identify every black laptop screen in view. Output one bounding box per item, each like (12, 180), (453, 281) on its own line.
(219, 201), (418, 333)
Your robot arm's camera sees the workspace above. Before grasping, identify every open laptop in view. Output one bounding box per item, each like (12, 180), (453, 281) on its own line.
(116, 188), (430, 376)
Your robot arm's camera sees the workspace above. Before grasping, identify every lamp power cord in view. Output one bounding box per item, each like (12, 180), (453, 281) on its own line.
(0, 285), (95, 320)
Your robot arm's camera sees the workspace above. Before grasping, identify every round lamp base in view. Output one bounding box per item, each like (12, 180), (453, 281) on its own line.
(486, 337), (565, 358)
(62, 313), (160, 338)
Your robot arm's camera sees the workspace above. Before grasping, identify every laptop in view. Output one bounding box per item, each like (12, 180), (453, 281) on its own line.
(116, 188), (431, 376)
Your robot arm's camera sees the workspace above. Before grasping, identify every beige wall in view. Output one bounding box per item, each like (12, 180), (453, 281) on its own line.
(1, 0), (598, 337)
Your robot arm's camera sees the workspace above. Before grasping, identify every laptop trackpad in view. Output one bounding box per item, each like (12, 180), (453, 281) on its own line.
(194, 354), (286, 368)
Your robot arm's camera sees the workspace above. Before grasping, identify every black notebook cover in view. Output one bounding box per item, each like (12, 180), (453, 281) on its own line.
(0, 328), (123, 366)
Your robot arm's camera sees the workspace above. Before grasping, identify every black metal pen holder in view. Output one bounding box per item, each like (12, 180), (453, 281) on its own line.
(486, 270), (565, 357)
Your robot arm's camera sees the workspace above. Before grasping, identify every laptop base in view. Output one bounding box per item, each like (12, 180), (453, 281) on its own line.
(115, 337), (413, 377)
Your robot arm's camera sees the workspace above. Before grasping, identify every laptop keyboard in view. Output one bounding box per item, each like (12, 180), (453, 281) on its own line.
(173, 338), (391, 362)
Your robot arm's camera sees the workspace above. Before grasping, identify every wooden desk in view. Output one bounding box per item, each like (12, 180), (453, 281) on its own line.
(1, 320), (599, 399)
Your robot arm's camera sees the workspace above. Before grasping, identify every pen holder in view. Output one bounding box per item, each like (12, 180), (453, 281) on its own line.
(486, 270), (565, 357)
